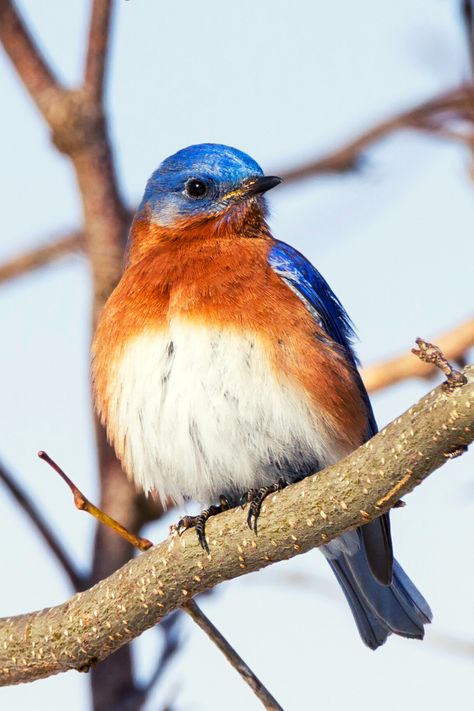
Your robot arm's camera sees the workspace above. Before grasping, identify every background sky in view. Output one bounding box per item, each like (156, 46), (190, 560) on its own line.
(0, 1), (473, 710)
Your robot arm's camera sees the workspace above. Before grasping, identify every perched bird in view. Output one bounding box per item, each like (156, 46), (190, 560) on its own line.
(92, 143), (432, 649)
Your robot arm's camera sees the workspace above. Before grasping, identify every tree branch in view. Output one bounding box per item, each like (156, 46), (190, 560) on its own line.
(1, 364), (472, 686)
(279, 84), (474, 181)
(183, 600), (283, 711)
(462, 0), (474, 79)
(84, 0), (113, 102)
(38, 451), (284, 710)
(0, 3), (148, 705)
(361, 318), (474, 393)
(2, 81), (474, 286)
(0, 0), (63, 117)
(0, 233), (83, 286)
(0, 461), (85, 592)
(133, 614), (180, 707)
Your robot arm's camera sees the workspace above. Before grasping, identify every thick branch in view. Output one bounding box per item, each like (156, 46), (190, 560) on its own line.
(84, 0), (112, 101)
(1, 3), (144, 704)
(1, 365), (472, 686)
(361, 318), (474, 393)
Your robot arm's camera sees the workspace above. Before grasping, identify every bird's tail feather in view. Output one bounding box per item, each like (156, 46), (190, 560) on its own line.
(325, 537), (432, 650)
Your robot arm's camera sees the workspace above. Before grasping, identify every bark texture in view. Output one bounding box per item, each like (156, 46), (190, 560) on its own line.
(1, 365), (473, 687)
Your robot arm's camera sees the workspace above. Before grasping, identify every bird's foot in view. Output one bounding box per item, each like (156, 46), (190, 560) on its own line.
(240, 479), (288, 533)
(176, 496), (230, 553)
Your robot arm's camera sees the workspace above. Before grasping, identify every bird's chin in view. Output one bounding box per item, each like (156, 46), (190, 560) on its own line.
(211, 196), (269, 238)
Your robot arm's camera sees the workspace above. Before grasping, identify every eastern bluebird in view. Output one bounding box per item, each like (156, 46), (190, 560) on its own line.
(92, 143), (432, 649)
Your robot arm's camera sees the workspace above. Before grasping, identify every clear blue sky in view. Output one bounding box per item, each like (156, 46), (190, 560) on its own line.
(0, 1), (473, 710)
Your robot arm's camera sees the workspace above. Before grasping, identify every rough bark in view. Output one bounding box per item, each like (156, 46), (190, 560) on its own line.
(1, 365), (472, 687)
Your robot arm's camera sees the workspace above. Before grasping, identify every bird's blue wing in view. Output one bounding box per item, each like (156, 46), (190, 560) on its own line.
(268, 240), (392, 585)
(268, 239), (377, 435)
(268, 239), (357, 360)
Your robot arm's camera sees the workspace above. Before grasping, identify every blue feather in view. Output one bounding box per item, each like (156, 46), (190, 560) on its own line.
(268, 240), (357, 358)
(268, 239), (377, 437)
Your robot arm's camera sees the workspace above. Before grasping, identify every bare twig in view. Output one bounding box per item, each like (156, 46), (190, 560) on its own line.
(38, 451), (153, 552)
(361, 317), (474, 393)
(84, 0), (113, 101)
(38, 452), (282, 710)
(183, 600), (284, 711)
(279, 85), (474, 181)
(0, 363), (472, 685)
(0, 233), (83, 286)
(0, 460), (85, 591)
(412, 338), (468, 391)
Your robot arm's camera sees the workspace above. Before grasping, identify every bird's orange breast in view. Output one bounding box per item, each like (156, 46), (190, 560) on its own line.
(93, 234), (368, 472)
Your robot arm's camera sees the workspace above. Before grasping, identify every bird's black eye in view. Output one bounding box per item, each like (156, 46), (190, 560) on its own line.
(184, 178), (208, 199)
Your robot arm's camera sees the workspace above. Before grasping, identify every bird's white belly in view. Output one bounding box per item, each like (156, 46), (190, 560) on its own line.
(108, 321), (343, 505)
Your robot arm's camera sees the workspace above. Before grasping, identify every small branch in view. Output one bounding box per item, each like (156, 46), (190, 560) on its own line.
(0, 363), (472, 685)
(361, 317), (474, 394)
(84, 0), (113, 102)
(38, 451), (153, 552)
(183, 600), (283, 711)
(38, 453), (282, 709)
(412, 338), (468, 391)
(0, 233), (83, 286)
(0, 460), (85, 592)
(0, 0), (63, 118)
(278, 85), (474, 182)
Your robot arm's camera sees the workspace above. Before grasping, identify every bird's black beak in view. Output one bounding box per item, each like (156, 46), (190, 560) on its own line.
(244, 175), (282, 196)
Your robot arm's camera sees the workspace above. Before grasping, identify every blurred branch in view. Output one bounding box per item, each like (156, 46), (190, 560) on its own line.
(183, 600), (283, 711)
(0, 0), (62, 117)
(0, 2), (159, 707)
(2, 81), (474, 289)
(1, 363), (472, 686)
(361, 317), (474, 394)
(134, 615), (181, 708)
(84, 0), (113, 102)
(279, 84), (474, 181)
(0, 232), (83, 286)
(0, 460), (85, 591)
(462, 0), (474, 79)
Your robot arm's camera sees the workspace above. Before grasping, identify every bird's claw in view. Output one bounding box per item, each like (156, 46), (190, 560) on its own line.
(176, 496), (230, 553)
(241, 479), (288, 534)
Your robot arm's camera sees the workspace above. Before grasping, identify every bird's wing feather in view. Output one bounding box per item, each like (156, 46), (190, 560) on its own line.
(268, 239), (393, 584)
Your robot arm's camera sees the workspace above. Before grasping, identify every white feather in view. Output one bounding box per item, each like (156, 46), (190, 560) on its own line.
(106, 320), (346, 506)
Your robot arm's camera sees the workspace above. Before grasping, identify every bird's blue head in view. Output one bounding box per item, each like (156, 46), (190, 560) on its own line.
(137, 143), (281, 227)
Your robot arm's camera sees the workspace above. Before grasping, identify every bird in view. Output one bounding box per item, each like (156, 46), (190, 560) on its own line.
(92, 142), (432, 649)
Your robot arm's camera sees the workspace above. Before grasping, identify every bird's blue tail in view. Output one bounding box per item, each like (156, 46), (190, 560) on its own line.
(324, 532), (432, 650)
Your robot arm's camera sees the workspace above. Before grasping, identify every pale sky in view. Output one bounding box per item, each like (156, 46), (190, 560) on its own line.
(0, 2), (473, 710)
